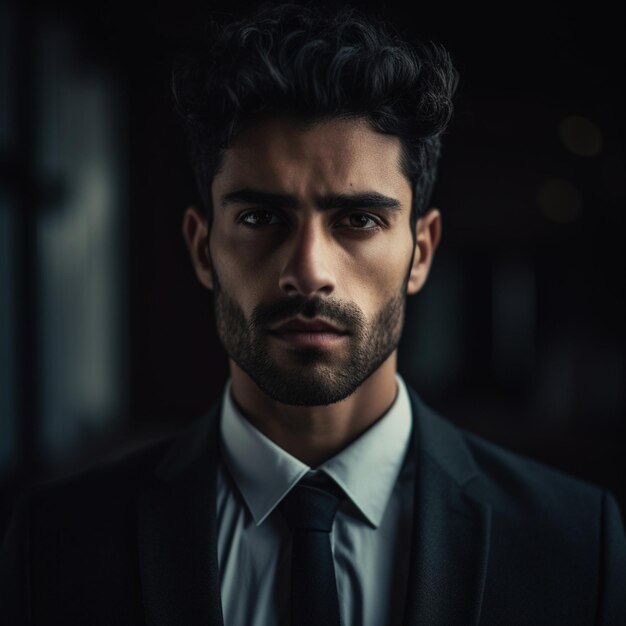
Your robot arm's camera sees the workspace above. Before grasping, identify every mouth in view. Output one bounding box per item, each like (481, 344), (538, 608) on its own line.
(268, 317), (349, 348)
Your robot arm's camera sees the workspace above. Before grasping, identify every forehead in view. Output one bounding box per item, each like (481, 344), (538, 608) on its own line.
(212, 116), (411, 202)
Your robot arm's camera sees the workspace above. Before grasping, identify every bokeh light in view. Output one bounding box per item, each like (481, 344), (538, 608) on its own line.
(558, 115), (603, 157)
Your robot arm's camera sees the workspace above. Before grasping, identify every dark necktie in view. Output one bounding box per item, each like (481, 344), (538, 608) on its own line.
(279, 473), (345, 626)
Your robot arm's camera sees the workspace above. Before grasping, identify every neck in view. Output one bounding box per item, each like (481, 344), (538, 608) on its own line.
(228, 353), (399, 467)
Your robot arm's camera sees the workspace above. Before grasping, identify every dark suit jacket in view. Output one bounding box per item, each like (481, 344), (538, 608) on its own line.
(1, 386), (625, 625)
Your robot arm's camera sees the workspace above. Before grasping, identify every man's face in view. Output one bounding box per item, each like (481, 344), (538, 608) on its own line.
(193, 116), (435, 406)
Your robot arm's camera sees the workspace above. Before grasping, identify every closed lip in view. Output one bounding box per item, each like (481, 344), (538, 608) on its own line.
(270, 317), (348, 334)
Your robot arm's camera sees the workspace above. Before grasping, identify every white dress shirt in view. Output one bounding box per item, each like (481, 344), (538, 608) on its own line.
(217, 374), (416, 626)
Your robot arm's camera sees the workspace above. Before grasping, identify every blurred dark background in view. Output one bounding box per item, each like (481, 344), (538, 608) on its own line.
(1, 0), (624, 537)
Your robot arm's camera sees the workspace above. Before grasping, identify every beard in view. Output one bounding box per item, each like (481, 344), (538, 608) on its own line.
(212, 276), (406, 406)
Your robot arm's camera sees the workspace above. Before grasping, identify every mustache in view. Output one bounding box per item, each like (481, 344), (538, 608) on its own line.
(250, 296), (365, 332)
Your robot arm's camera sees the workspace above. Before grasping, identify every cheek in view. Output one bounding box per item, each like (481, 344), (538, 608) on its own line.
(341, 231), (414, 304)
(210, 226), (277, 309)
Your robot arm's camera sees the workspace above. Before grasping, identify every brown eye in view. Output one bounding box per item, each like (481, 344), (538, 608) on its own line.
(342, 213), (379, 229)
(239, 210), (281, 226)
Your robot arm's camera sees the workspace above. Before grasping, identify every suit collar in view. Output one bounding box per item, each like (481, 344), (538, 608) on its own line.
(402, 387), (491, 626)
(409, 388), (479, 487)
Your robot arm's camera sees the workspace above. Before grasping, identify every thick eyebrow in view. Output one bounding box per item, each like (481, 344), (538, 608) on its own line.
(318, 192), (402, 212)
(220, 188), (402, 212)
(221, 189), (298, 209)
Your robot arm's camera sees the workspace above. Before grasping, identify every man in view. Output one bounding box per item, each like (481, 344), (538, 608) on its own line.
(1, 3), (625, 625)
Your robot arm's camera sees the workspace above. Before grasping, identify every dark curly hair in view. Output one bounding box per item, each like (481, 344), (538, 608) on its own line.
(172, 2), (458, 229)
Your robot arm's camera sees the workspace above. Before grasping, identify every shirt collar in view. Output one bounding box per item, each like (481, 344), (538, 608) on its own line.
(219, 374), (413, 528)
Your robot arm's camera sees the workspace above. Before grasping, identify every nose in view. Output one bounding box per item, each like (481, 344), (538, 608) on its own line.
(278, 220), (336, 297)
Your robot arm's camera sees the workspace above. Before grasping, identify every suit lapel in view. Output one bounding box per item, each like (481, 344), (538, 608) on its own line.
(136, 402), (225, 626)
(403, 389), (492, 626)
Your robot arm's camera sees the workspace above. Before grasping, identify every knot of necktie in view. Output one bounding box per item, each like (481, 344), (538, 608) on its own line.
(279, 474), (344, 533)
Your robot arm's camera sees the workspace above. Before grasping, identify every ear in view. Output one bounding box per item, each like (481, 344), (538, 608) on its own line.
(406, 208), (442, 295)
(182, 205), (214, 291)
